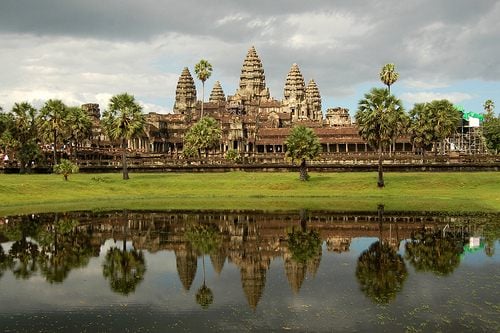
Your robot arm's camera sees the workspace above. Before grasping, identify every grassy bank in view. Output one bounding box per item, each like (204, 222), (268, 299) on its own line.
(0, 172), (499, 215)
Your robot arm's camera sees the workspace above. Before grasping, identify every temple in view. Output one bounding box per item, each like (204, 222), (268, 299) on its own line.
(97, 46), (413, 159)
(67, 45), (488, 167)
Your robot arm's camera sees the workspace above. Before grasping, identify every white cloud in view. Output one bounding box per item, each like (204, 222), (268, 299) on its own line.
(400, 92), (473, 105)
(402, 79), (450, 90)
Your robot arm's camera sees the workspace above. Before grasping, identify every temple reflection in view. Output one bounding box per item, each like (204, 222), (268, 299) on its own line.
(0, 210), (497, 309)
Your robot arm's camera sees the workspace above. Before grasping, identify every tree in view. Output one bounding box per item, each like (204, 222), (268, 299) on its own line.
(194, 59), (213, 118)
(102, 245), (146, 295)
(483, 99), (495, 122)
(482, 117), (500, 154)
(405, 228), (464, 276)
(409, 100), (460, 156)
(355, 241), (408, 304)
(184, 116), (221, 159)
(355, 88), (406, 187)
(379, 63), (399, 94)
(53, 159), (79, 181)
(186, 224), (221, 309)
(285, 125), (322, 181)
(66, 106), (92, 162)
(11, 102), (40, 173)
(101, 93), (145, 180)
(38, 99), (68, 164)
(409, 103), (434, 157)
(431, 100), (461, 154)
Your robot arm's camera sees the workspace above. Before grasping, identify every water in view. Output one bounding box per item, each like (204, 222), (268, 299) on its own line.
(0, 210), (498, 332)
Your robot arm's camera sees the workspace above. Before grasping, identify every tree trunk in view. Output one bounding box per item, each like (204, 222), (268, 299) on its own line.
(122, 138), (129, 180)
(201, 82), (205, 119)
(64, 174), (68, 181)
(299, 158), (308, 181)
(377, 147), (384, 188)
(53, 129), (57, 165)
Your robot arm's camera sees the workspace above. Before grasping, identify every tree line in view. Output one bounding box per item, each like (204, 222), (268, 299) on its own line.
(1, 62), (499, 186)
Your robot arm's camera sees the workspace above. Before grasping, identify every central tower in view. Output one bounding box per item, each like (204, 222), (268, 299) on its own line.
(232, 46), (270, 104)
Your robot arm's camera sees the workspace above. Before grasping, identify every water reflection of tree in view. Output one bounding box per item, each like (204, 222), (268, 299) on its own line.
(6, 215), (41, 279)
(404, 227), (465, 276)
(285, 210), (322, 294)
(102, 215), (146, 295)
(37, 217), (94, 283)
(0, 245), (14, 279)
(355, 205), (408, 304)
(186, 224), (221, 309)
(483, 222), (499, 257)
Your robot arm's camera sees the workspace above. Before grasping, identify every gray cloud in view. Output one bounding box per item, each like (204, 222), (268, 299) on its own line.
(0, 0), (498, 113)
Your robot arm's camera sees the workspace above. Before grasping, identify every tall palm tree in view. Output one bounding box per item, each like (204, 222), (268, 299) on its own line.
(66, 106), (92, 162)
(429, 100), (460, 155)
(38, 99), (68, 164)
(11, 102), (39, 173)
(379, 63), (399, 94)
(483, 99), (495, 121)
(101, 93), (145, 180)
(194, 59), (213, 119)
(356, 88), (406, 187)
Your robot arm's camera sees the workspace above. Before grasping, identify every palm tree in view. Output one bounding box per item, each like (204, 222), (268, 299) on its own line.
(66, 106), (92, 162)
(483, 99), (495, 121)
(183, 116), (221, 159)
(285, 125), (322, 181)
(194, 59), (213, 119)
(53, 158), (79, 181)
(379, 63), (399, 94)
(38, 99), (68, 164)
(12, 102), (40, 173)
(101, 93), (145, 180)
(355, 205), (407, 304)
(429, 100), (461, 154)
(356, 88), (406, 187)
(186, 224), (220, 309)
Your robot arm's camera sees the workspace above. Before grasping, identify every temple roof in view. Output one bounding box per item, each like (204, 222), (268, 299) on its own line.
(209, 81), (226, 103)
(284, 63), (306, 101)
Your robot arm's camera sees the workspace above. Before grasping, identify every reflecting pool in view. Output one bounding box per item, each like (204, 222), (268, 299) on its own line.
(0, 209), (498, 332)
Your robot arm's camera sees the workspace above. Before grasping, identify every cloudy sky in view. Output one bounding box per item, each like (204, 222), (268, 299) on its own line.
(0, 0), (499, 116)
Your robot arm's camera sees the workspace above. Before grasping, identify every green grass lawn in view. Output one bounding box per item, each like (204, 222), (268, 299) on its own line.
(0, 171), (499, 215)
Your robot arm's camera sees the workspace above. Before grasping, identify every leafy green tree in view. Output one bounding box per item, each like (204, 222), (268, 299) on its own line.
(431, 100), (461, 154)
(0, 112), (16, 160)
(285, 125), (321, 181)
(101, 93), (145, 180)
(194, 59), (213, 118)
(11, 102), (41, 173)
(483, 117), (500, 154)
(66, 106), (92, 161)
(38, 99), (68, 164)
(184, 116), (221, 158)
(482, 100), (499, 154)
(53, 159), (79, 180)
(379, 63), (399, 94)
(409, 103), (434, 157)
(355, 88), (406, 187)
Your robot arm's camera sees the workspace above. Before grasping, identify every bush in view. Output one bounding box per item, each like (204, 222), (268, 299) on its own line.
(53, 159), (79, 181)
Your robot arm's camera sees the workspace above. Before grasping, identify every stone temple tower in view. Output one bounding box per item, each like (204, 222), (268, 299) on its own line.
(305, 79), (322, 121)
(173, 67), (197, 114)
(232, 46), (270, 104)
(209, 81), (226, 103)
(282, 63), (307, 121)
